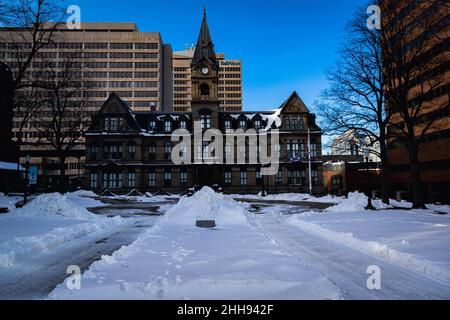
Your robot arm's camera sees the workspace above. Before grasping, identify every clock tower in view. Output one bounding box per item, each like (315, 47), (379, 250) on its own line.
(191, 7), (220, 106)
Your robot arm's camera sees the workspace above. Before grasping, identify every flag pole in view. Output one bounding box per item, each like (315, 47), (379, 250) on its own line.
(308, 128), (312, 195)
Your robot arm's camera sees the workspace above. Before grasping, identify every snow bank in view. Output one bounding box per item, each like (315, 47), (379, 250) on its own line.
(327, 192), (391, 212)
(0, 193), (21, 211)
(162, 187), (249, 226)
(0, 216), (127, 268)
(231, 192), (341, 204)
(13, 193), (99, 221)
(287, 215), (450, 285)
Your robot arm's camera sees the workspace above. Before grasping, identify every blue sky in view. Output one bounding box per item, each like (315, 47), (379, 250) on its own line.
(72, 0), (364, 111)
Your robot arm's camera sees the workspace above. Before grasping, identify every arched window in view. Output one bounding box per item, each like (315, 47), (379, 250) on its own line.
(200, 83), (210, 96)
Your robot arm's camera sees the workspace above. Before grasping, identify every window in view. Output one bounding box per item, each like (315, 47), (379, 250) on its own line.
(128, 143), (136, 160)
(276, 170), (283, 184)
(311, 143), (319, 157)
(254, 120), (262, 130)
(89, 145), (97, 161)
(164, 121), (172, 133)
(256, 170), (262, 181)
(180, 170), (188, 185)
(148, 171), (156, 187)
(104, 117), (123, 131)
(224, 171), (232, 185)
(179, 121), (187, 130)
(311, 170), (319, 185)
(201, 114), (211, 129)
(148, 143), (156, 160)
(164, 169), (172, 186)
(104, 144), (122, 160)
(128, 172), (136, 188)
(103, 173), (122, 189)
(239, 120), (246, 130)
(288, 170), (304, 185)
(164, 142), (172, 160)
(224, 120), (232, 131)
(284, 117), (290, 130)
(240, 170), (248, 186)
(200, 83), (210, 96)
(331, 176), (342, 188)
(148, 121), (156, 132)
(90, 173), (98, 189)
(225, 145), (232, 160)
(291, 116), (298, 130)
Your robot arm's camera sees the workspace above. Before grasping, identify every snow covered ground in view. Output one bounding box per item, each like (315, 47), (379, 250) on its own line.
(1, 189), (449, 300)
(0, 191), (142, 299)
(49, 188), (342, 300)
(49, 188), (450, 300)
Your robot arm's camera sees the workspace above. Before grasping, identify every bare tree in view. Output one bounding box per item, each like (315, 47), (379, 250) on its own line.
(0, 0), (66, 160)
(317, 4), (391, 204)
(32, 51), (88, 191)
(381, 0), (449, 208)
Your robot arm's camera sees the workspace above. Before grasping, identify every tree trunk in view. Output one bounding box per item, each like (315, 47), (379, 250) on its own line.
(59, 155), (67, 194)
(379, 129), (390, 204)
(406, 132), (426, 209)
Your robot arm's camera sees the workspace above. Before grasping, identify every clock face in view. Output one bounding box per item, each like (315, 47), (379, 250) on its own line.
(201, 67), (209, 74)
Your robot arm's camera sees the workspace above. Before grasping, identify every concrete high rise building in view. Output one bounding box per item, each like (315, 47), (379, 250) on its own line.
(0, 23), (173, 186)
(172, 49), (242, 112)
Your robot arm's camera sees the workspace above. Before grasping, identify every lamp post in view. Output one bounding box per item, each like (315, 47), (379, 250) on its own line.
(365, 150), (375, 210)
(23, 154), (31, 205)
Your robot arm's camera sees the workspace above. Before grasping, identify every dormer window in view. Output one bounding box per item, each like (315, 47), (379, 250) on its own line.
(201, 114), (211, 129)
(148, 120), (156, 132)
(254, 120), (262, 130)
(164, 120), (172, 133)
(224, 120), (232, 131)
(179, 120), (187, 130)
(239, 120), (247, 130)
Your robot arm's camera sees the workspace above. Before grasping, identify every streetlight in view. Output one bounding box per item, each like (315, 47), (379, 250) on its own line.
(23, 154), (31, 205)
(364, 149), (375, 210)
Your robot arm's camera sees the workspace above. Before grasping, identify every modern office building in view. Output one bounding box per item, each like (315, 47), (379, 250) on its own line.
(380, 0), (450, 203)
(173, 49), (242, 112)
(0, 22), (173, 187)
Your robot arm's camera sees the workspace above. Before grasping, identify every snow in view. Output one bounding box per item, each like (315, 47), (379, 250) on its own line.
(161, 187), (248, 226)
(286, 208), (450, 285)
(231, 192), (341, 204)
(0, 215), (126, 268)
(49, 187), (342, 300)
(0, 191), (131, 270)
(0, 193), (21, 211)
(12, 193), (100, 221)
(326, 192), (392, 212)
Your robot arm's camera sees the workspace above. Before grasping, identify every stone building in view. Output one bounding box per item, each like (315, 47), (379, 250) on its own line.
(84, 12), (323, 194)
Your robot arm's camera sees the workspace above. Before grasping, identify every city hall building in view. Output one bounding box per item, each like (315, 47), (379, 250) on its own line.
(84, 12), (324, 194)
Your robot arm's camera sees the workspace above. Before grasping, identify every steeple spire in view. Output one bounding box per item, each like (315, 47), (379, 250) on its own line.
(192, 7), (217, 66)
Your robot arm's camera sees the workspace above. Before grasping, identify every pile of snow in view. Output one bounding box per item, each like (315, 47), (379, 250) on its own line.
(0, 193), (20, 211)
(162, 187), (248, 226)
(14, 193), (99, 221)
(327, 192), (391, 212)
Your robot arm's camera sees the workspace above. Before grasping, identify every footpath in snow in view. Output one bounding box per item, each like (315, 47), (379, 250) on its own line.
(50, 187), (342, 300)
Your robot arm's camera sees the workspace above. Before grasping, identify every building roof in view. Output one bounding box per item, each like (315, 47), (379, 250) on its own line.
(192, 8), (217, 66)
